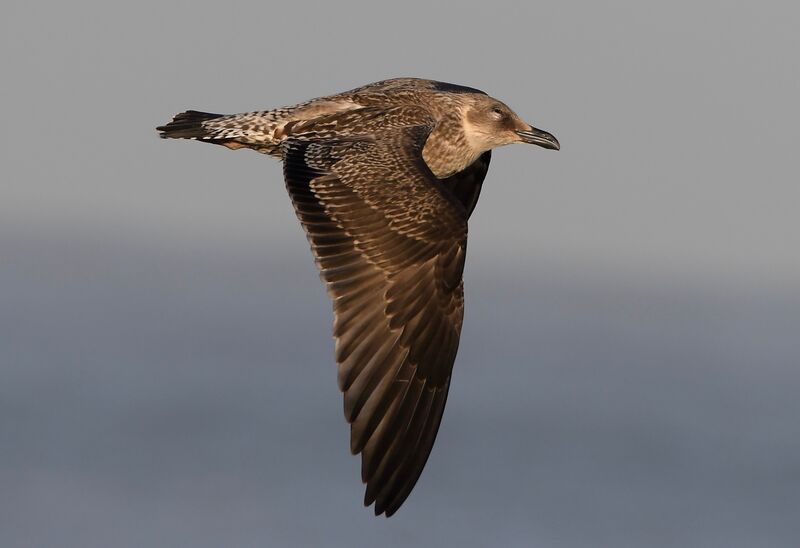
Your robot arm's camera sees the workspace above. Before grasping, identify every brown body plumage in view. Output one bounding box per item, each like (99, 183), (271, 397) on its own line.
(157, 77), (559, 516)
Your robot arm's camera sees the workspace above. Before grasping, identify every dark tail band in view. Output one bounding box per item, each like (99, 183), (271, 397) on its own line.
(156, 110), (225, 139)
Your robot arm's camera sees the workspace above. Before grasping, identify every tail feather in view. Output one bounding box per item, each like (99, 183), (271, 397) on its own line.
(157, 110), (226, 140)
(157, 107), (299, 155)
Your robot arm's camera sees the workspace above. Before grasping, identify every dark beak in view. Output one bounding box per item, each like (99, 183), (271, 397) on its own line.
(515, 126), (560, 150)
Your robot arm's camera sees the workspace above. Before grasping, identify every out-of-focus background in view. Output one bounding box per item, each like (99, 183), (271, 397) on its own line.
(2, 2), (799, 547)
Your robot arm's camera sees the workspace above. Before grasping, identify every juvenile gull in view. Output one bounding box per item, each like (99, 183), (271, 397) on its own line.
(157, 78), (559, 516)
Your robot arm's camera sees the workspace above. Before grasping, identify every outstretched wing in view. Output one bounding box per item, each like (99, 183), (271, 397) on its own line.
(282, 126), (469, 516)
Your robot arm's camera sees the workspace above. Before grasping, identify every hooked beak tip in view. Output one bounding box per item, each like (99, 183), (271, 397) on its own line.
(515, 127), (560, 150)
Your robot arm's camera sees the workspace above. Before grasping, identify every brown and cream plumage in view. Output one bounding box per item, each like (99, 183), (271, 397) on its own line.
(157, 77), (559, 516)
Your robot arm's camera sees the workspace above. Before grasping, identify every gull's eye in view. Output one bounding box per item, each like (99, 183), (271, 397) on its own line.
(489, 106), (505, 120)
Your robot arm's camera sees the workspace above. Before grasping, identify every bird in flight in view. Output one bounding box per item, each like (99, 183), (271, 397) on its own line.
(157, 78), (559, 516)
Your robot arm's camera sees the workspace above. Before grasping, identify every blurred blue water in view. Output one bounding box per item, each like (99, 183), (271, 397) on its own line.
(2, 229), (798, 548)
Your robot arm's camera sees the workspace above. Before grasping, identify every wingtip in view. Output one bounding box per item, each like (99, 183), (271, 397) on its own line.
(364, 484), (403, 517)
(384, 506), (398, 518)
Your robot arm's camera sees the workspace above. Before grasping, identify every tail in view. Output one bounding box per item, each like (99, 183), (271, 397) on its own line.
(156, 110), (227, 140)
(156, 109), (283, 153)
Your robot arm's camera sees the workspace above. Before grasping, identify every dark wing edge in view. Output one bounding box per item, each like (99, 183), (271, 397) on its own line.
(439, 150), (491, 219)
(282, 134), (467, 516)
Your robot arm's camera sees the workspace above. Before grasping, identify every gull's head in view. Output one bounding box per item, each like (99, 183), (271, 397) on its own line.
(462, 94), (560, 152)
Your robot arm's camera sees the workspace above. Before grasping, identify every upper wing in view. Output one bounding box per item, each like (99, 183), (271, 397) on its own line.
(282, 126), (468, 516)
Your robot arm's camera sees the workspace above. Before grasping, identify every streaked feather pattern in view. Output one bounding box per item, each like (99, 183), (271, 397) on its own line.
(155, 77), (560, 517)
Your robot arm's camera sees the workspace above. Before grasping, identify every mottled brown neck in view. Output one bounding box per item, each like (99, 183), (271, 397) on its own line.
(422, 110), (481, 178)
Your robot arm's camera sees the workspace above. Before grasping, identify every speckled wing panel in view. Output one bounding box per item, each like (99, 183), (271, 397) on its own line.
(282, 128), (468, 516)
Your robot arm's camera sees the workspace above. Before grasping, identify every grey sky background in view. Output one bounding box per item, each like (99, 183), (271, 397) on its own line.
(2, 2), (799, 547)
